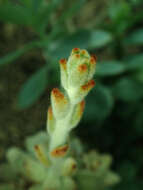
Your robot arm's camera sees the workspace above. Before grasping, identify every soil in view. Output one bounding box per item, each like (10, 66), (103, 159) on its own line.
(0, 24), (51, 161)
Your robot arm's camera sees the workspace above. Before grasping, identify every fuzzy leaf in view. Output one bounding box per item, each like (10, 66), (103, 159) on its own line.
(76, 170), (104, 189)
(25, 131), (48, 155)
(104, 171), (120, 186)
(7, 147), (47, 183)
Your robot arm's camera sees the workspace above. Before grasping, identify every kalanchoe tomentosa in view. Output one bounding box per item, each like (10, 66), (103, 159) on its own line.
(47, 48), (97, 157)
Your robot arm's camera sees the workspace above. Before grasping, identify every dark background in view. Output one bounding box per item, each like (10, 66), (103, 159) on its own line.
(0, 0), (143, 189)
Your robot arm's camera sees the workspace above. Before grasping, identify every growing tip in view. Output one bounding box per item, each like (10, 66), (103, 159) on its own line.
(72, 48), (80, 54)
(81, 50), (86, 54)
(81, 49), (90, 57)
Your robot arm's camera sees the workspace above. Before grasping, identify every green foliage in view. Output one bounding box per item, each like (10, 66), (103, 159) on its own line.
(0, 0), (143, 189)
(0, 2), (33, 26)
(112, 77), (143, 102)
(96, 61), (125, 76)
(125, 28), (143, 45)
(48, 30), (91, 60)
(88, 30), (113, 49)
(115, 161), (143, 190)
(1, 0), (142, 110)
(18, 65), (48, 109)
(0, 132), (120, 190)
(124, 54), (143, 71)
(85, 84), (114, 121)
(0, 42), (36, 66)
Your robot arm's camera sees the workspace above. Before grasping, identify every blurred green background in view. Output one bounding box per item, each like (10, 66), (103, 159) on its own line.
(0, 0), (143, 189)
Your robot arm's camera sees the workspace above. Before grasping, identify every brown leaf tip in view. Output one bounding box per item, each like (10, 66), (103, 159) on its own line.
(72, 48), (80, 53)
(81, 50), (87, 55)
(59, 58), (67, 64)
(90, 57), (96, 65)
(78, 64), (87, 73)
(34, 145), (39, 150)
(91, 54), (97, 62)
(72, 163), (77, 169)
(52, 88), (64, 100)
(75, 54), (80, 58)
(48, 106), (53, 120)
(81, 80), (95, 91)
(59, 59), (67, 70)
(34, 145), (43, 157)
(80, 100), (85, 115)
(51, 145), (69, 157)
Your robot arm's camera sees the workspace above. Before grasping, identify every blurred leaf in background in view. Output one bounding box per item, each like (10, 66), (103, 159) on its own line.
(88, 30), (113, 49)
(84, 84), (114, 122)
(18, 65), (48, 109)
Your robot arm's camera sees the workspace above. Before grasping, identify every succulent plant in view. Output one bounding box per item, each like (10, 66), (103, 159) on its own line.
(47, 48), (96, 156)
(0, 49), (120, 190)
(0, 131), (120, 190)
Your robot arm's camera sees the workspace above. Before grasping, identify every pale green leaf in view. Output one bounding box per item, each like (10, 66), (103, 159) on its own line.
(25, 131), (48, 155)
